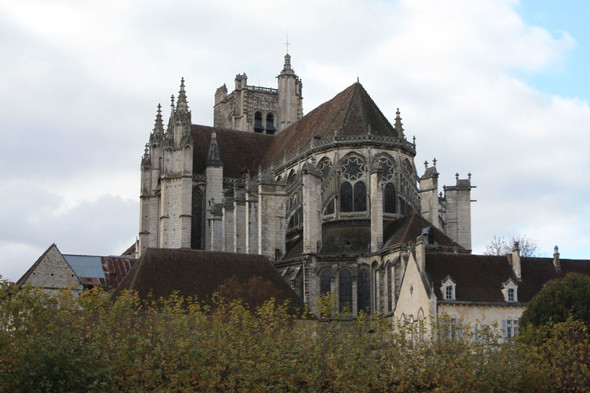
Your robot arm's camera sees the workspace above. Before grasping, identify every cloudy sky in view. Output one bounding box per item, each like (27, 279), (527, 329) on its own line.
(1, 0), (589, 281)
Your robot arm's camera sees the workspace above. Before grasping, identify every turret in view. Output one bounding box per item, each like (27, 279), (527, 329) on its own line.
(419, 159), (441, 231)
(205, 132), (224, 250)
(277, 54), (303, 132)
(444, 173), (475, 250)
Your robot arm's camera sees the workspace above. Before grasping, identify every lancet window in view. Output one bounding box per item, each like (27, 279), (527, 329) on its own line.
(339, 270), (352, 313)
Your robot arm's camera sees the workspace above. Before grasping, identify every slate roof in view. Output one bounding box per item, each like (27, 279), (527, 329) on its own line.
(112, 248), (306, 314)
(383, 212), (461, 249)
(261, 82), (402, 168)
(191, 125), (274, 178)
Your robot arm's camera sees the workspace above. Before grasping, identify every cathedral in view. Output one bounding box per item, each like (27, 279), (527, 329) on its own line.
(137, 54), (475, 316)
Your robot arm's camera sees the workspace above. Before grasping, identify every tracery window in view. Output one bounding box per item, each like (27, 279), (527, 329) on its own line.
(318, 159), (333, 180)
(339, 270), (352, 313)
(384, 183), (396, 213)
(353, 182), (367, 212)
(342, 157), (364, 181)
(340, 182), (353, 212)
(358, 268), (371, 315)
(320, 269), (331, 297)
(377, 158), (394, 182)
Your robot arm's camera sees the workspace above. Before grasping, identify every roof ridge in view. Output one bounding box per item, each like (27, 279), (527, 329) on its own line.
(338, 83), (359, 135)
(16, 243), (57, 286)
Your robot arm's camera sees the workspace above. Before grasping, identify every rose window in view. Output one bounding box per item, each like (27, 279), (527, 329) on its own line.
(318, 160), (333, 180)
(378, 158), (394, 182)
(342, 157), (364, 180)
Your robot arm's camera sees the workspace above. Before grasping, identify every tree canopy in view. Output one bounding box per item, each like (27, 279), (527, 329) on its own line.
(484, 234), (540, 257)
(520, 273), (590, 328)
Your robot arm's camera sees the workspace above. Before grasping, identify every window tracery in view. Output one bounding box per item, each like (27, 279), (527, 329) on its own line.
(318, 159), (333, 180)
(377, 158), (394, 182)
(342, 157), (364, 181)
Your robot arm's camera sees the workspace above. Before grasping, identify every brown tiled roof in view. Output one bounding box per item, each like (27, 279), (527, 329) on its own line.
(383, 212), (461, 249)
(426, 253), (516, 302)
(261, 82), (401, 168)
(518, 257), (590, 303)
(99, 257), (136, 287)
(112, 248), (306, 314)
(284, 223), (372, 260)
(121, 243), (136, 257)
(191, 125), (275, 178)
(426, 253), (590, 304)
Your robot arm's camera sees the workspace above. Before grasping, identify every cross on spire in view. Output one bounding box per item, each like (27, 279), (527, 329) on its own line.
(285, 33), (290, 54)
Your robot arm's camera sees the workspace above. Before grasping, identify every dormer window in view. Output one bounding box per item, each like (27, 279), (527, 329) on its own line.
(440, 275), (456, 301)
(502, 278), (518, 303)
(508, 288), (515, 302)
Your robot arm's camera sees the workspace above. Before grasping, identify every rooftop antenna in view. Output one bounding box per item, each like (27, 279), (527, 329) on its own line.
(285, 32), (290, 54)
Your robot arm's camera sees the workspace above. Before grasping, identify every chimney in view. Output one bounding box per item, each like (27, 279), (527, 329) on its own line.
(553, 246), (561, 271)
(109, 272), (118, 289)
(512, 242), (521, 281)
(416, 235), (426, 272)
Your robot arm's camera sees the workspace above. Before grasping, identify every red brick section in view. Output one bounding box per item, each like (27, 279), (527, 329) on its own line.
(191, 125), (275, 178)
(112, 248), (306, 315)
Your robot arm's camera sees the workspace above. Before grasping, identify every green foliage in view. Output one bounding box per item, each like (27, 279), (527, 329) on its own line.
(0, 278), (589, 392)
(521, 273), (590, 328)
(518, 318), (590, 392)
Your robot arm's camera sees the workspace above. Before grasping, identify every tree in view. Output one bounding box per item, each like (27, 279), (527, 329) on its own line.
(484, 234), (539, 257)
(520, 273), (590, 328)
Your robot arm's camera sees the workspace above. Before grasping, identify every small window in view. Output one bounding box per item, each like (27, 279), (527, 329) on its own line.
(446, 285), (453, 300)
(508, 288), (515, 302)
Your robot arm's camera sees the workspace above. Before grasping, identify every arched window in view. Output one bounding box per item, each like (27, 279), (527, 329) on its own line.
(387, 264), (393, 312)
(339, 270), (352, 313)
(320, 270), (331, 297)
(266, 113), (276, 134)
(318, 159), (333, 180)
(191, 186), (203, 249)
(254, 112), (264, 133)
(358, 268), (371, 314)
(384, 183), (396, 214)
(353, 182), (367, 212)
(325, 199), (335, 215)
(340, 182), (353, 212)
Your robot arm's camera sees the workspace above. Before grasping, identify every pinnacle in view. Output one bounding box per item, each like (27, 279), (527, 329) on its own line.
(176, 78), (189, 112)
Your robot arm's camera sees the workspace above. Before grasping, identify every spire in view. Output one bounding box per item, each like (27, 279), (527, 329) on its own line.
(167, 95), (175, 132)
(153, 103), (164, 133)
(141, 143), (151, 169)
(149, 103), (164, 146)
(206, 132), (223, 166)
(394, 108), (405, 138)
(176, 77), (189, 113)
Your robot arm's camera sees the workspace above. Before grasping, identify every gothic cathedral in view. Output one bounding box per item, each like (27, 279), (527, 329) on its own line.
(138, 54), (474, 316)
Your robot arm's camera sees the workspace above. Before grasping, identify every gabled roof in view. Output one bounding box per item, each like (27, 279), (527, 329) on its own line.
(383, 212), (461, 249)
(191, 125), (274, 178)
(261, 82), (402, 168)
(16, 243), (61, 287)
(112, 248), (306, 314)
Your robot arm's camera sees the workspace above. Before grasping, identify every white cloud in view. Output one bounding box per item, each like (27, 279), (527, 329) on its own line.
(1, 0), (589, 278)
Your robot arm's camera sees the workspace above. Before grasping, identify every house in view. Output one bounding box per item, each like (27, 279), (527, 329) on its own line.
(16, 244), (135, 295)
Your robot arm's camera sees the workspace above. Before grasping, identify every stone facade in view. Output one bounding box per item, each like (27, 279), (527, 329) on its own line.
(18, 244), (82, 296)
(137, 54), (475, 317)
